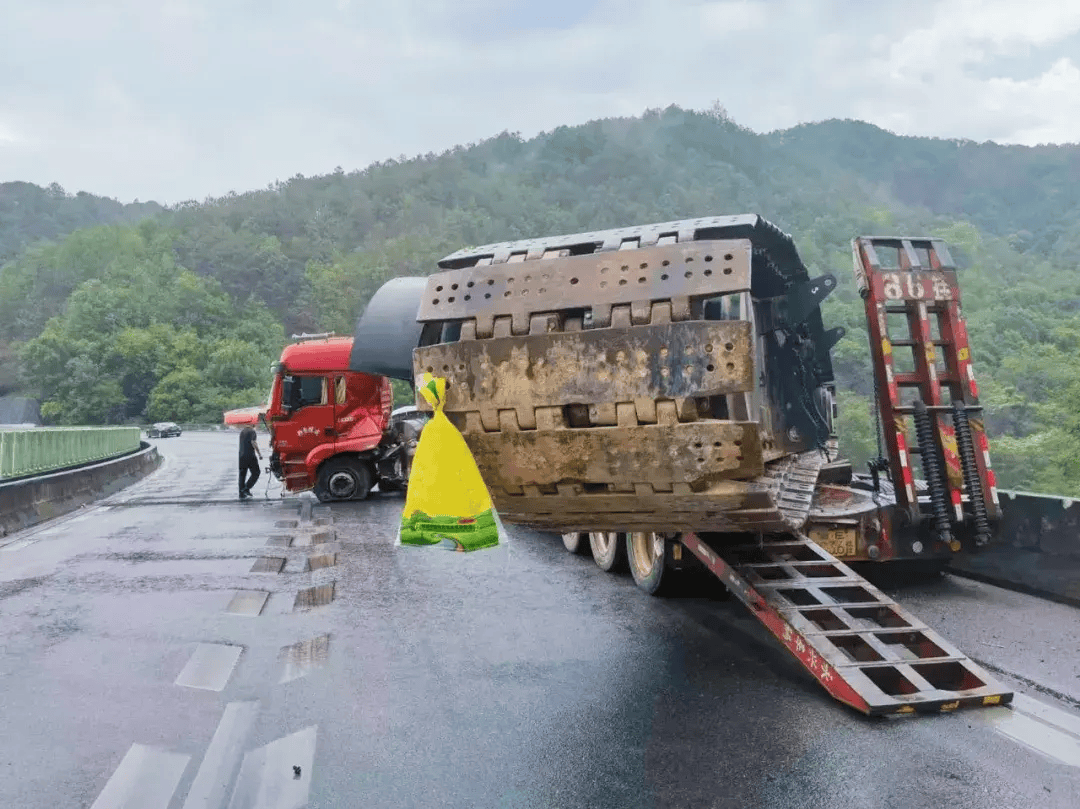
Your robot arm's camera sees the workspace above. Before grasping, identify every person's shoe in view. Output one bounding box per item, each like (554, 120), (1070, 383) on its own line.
(239, 489), (251, 500)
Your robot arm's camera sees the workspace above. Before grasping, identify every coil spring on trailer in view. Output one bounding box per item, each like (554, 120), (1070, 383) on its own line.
(952, 403), (993, 546)
(913, 399), (954, 545)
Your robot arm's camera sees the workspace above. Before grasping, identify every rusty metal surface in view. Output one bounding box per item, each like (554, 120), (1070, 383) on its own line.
(414, 320), (753, 412)
(464, 421), (763, 490)
(417, 240), (751, 323)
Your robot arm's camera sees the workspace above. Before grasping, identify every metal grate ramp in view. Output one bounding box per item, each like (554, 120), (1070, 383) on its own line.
(680, 531), (1013, 716)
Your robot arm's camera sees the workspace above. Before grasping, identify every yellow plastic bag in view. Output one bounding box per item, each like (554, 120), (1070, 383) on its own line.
(399, 374), (500, 551)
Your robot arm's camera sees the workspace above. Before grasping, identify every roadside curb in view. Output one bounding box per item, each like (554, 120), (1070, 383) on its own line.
(0, 442), (162, 539)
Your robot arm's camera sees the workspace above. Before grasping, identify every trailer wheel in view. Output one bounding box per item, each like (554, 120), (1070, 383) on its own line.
(561, 532), (591, 556)
(315, 457), (372, 502)
(627, 531), (671, 596)
(590, 531), (627, 572)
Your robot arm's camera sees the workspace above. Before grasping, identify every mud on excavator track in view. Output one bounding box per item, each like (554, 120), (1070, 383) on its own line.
(350, 213), (1013, 715)
(408, 215), (844, 536)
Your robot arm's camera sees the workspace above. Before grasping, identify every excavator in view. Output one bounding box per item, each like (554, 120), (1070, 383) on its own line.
(348, 213), (1011, 717)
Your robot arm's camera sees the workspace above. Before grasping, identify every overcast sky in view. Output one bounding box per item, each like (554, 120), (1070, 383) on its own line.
(1, 0), (1078, 204)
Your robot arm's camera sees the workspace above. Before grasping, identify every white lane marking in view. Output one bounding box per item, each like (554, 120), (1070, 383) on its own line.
(225, 590), (269, 616)
(182, 701), (260, 809)
(979, 693), (1080, 768)
(1013, 693), (1080, 738)
(175, 643), (245, 692)
(89, 743), (190, 809)
(227, 726), (317, 809)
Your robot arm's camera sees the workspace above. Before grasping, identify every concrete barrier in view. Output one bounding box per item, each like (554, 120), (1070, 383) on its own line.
(949, 490), (1080, 607)
(0, 442), (162, 539)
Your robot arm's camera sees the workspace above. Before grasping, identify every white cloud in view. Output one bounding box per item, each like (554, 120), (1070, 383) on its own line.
(0, 0), (1076, 203)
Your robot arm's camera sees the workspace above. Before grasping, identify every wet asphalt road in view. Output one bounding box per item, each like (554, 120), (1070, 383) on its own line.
(0, 432), (1078, 809)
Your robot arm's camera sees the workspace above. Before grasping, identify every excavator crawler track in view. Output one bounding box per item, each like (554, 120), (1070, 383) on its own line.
(413, 215), (842, 538)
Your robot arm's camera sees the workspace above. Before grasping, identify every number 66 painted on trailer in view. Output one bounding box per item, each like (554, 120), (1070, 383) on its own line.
(881, 272), (953, 301)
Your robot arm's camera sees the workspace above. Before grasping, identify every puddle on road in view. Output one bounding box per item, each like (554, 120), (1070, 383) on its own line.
(292, 530), (335, 548)
(279, 634), (332, 683)
(293, 583), (335, 611)
(250, 557), (286, 574)
(175, 643), (244, 691)
(304, 553), (337, 572)
(226, 590), (270, 616)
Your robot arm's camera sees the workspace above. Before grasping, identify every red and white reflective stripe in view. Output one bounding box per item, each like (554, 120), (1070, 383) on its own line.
(898, 448), (915, 501)
(951, 488), (963, 520)
(884, 362), (899, 402)
(966, 364), (978, 398)
(975, 430), (999, 503)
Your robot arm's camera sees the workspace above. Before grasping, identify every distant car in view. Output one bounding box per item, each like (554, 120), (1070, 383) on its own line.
(148, 422), (182, 438)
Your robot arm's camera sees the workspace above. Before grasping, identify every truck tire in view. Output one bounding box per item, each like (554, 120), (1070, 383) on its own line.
(562, 532), (591, 556)
(590, 531), (627, 572)
(627, 531), (671, 596)
(315, 457), (372, 502)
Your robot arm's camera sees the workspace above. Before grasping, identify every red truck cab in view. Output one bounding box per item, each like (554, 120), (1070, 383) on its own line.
(261, 335), (417, 501)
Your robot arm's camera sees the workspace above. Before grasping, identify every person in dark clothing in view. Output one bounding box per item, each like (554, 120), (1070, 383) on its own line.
(238, 425), (262, 499)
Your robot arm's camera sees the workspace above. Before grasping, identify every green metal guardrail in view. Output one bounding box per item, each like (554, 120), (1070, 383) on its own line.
(0, 427), (141, 480)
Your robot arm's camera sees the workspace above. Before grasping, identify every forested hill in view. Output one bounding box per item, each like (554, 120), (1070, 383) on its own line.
(768, 119), (1080, 264)
(1, 105), (1079, 493)
(0, 182), (163, 264)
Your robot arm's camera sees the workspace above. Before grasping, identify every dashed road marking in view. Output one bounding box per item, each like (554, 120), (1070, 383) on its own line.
(176, 643), (245, 691)
(182, 701), (259, 809)
(89, 743), (190, 809)
(225, 590), (270, 616)
(250, 556), (286, 573)
(227, 726), (316, 809)
(978, 692), (1080, 768)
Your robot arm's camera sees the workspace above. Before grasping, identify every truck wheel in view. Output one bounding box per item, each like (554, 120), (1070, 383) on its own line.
(627, 531), (671, 596)
(590, 531), (627, 572)
(562, 532), (592, 556)
(316, 458), (372, 501)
